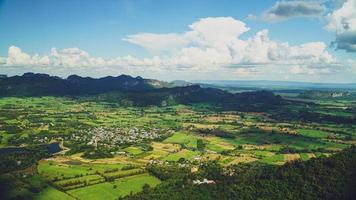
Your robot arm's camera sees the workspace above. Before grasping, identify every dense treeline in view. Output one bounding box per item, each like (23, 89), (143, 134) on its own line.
(146, 164), (190, 181)
(0, 174), (48, 200)
(122, 146), (356, 200)
(195, 128), (235, 139)
(0, 145), (53, 174)
(271, 108), (356, 124)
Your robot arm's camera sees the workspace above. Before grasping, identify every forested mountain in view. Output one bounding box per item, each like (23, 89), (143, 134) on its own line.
(0, 73), (284, 111)
(0, 73), (173, 96)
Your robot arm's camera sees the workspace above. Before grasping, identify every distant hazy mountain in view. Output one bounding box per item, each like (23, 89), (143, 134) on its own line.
(194, 80), (356, 90)
(170, 80), (193, 87)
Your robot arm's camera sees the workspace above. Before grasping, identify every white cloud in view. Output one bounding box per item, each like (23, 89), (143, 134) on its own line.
(188, 17), (249, 49)
(3, 46), (111, 68)
(326, 0), (356, 32)
(124, 17), (249, 55)
(0, 17), (343, 79)
(326, 0), (356, 52)
(49, 47), (107, 67)
(6, 46), (33, 66)
(263, 0), (325, 22)
(125, 17), (338, 72)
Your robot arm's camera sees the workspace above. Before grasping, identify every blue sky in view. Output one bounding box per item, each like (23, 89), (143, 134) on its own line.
(0, 0), (355, 82)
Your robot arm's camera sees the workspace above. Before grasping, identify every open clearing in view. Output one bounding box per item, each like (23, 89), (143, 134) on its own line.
(37, 186), (75, 200)
(67, 173), (160, 200)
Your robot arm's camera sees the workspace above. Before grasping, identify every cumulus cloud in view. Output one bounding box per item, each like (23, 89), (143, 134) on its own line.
(0, 45), (165, 74)
(263, 0), (325, 21)
(125, 17), (338, 72)
(124, 17), (249, 55)
(0, 17), (342, 79)
(3, 46), (106, 68)
(6, 46), (33, 66)
(326, 0), (356, 52)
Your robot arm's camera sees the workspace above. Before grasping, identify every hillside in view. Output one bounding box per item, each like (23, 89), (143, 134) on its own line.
(123, 146), (356, 200)
(0, 73), (285, 111)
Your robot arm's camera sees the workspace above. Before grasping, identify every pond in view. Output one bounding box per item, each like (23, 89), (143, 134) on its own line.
(46, 142), (61, 154)
(0, 142), (61, 155)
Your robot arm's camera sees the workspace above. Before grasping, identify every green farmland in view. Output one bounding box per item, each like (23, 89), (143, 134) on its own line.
(0, 92), (355, 200)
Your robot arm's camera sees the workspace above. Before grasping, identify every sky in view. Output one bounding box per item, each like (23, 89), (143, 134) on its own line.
(0, 0), (355, 83)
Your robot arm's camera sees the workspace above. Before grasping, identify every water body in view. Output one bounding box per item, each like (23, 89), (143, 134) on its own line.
(0, 142), (61, 155)
(47, 142), (61, 154)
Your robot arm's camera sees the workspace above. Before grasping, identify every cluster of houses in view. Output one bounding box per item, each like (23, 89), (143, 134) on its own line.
(72, 127), (173, 148)
(28, 126), (173, 149)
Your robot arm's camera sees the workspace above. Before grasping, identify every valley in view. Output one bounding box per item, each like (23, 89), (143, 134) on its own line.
(0, 82), (355, 199)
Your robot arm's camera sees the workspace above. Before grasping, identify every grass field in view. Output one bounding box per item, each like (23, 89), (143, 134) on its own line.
(261, 154), (285, 164)
(38, 160), (126, 181)
(151, 142), (181, 153)
(299, 153), (314, 161)
(163, 132), (198, 149)
(204, 136), (236, 152)
(296, 129), (329, 138)
(67, 173), (160, 200)
(37, 187), (75, 200)
(164, 149), (200, 161)
(124, 146), (144, 155)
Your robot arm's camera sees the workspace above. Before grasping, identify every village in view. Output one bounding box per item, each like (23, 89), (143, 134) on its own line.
(70, 127), (173, 148)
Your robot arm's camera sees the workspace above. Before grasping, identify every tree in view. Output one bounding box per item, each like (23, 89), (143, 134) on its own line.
(197, 139), (205, 151)
(142, 183), (150, 193)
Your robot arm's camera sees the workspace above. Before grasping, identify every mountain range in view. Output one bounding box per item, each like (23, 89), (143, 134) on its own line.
(0, 73), (284, 111)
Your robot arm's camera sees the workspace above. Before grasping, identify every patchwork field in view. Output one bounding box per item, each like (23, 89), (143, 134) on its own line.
(66, 173), (160, 200)
(0, 95), (355, 199)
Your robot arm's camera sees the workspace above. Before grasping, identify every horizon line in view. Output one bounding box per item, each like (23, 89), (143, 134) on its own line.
(1, 72), (356, 85)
